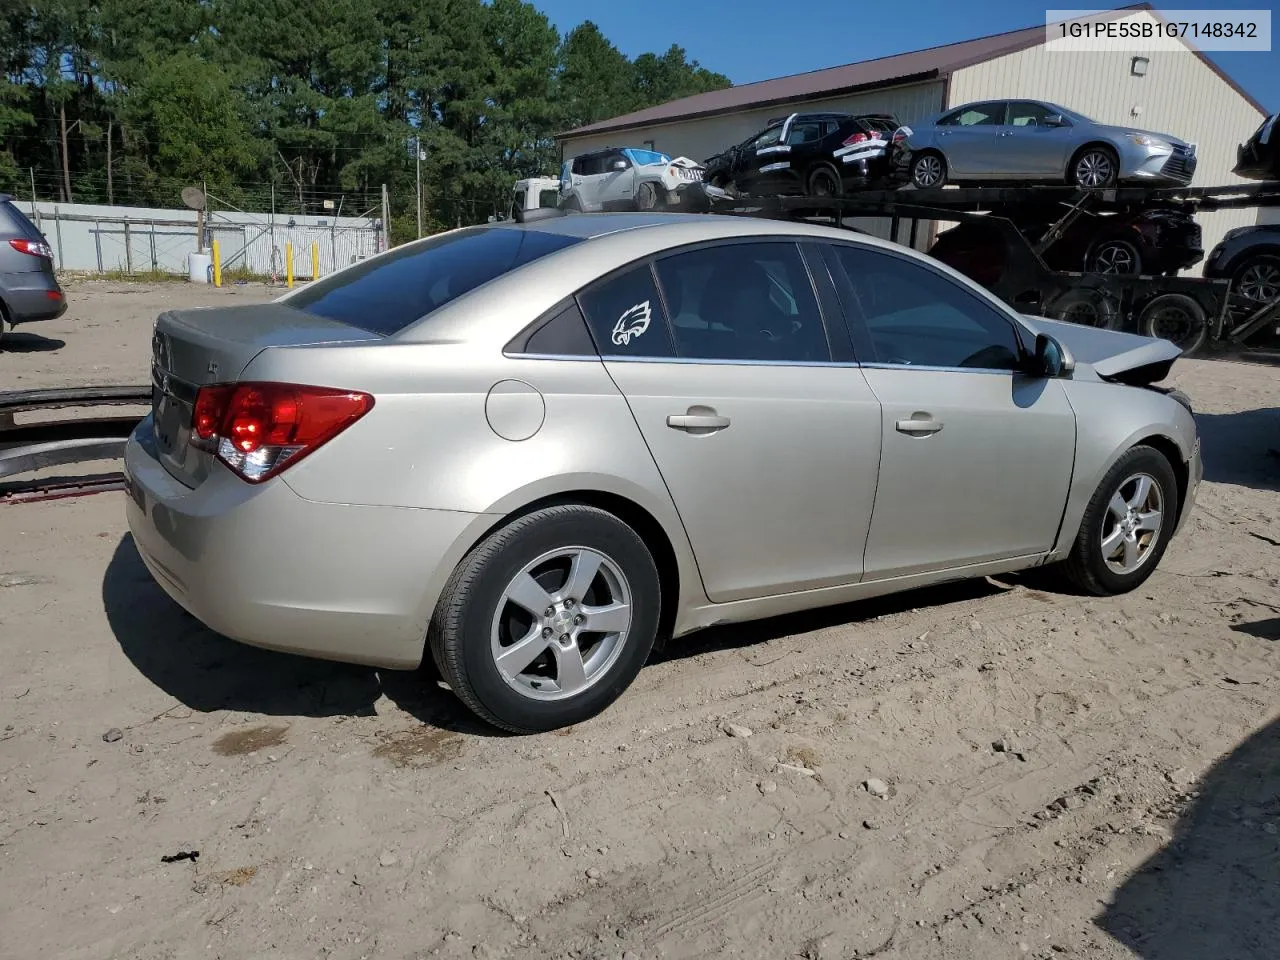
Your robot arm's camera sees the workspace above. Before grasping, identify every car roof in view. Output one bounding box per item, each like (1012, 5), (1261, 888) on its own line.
(490, 210), (901, 246)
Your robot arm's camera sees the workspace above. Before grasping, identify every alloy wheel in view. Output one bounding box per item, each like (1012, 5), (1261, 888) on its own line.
(1075, 151), (1114, 187)
(1101, 473), (1163, 575)
(1090, 241), (1139, 274)
(489, 546), (633, 701)
(913, 155), (943, 188)
(1237, 261), (1280, 303)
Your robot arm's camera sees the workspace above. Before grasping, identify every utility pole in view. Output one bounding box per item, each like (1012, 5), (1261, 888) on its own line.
(381, 183), (390, 251)
(415, 137), (423, 239)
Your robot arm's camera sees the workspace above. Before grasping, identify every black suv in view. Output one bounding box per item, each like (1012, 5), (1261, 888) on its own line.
(703, 112), (900, 197)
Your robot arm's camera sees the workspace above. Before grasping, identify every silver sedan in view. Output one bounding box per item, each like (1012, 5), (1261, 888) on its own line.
(125, 212), (1202, 732)
(895, 99), (1197, 188)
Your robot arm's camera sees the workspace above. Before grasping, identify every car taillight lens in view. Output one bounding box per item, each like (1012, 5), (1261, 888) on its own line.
(891, 130), (907, 145)
(842, 132), (869, 146)
(189, 382), (373, 483)
(10, 238), (53, 259)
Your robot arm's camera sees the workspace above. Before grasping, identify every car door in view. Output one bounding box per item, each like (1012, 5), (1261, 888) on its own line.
(823, 241), (1076, 580)
(998, 101), (1076, 177)
(596, 150), (637, 208)
(735, 125), (786, 192)
(937, 102), (1006, 177)
(576, 239), (883, 603)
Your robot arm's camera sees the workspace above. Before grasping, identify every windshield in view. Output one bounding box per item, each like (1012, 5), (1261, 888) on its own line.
(289, 226), (582, 336)
(624, 148), (671, 166)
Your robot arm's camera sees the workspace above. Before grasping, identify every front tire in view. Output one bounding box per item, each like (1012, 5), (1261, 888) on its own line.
(429, 505), (661, 734)
(1231, 253), (1280, 306)
(1071, 146), (1119, 188)
(1063, 446), (1178, 596)
(1086, 239), (1142, 275)
(634, 180), (660, 211)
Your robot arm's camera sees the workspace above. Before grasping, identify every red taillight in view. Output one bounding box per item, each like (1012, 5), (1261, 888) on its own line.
(891, 130), (907, 144)
(189, 382), (373, 483)
(842, 132), (869, 146)
(10, 238), (54, 259)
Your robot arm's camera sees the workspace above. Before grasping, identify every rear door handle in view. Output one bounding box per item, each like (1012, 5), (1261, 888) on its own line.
(667, 413), (731, 432)
(895, 417), (943, 435)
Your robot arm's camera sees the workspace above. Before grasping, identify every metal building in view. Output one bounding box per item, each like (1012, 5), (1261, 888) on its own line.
(556, 3), (1268, 267)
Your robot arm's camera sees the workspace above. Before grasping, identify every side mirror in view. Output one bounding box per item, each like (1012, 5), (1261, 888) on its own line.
(1034, 333), (1075, 377)
(612, 159), (628, 171)
(1043, 114), (1067, 127)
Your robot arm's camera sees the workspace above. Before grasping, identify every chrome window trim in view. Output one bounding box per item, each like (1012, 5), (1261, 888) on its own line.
(504, 352), (1023, 377)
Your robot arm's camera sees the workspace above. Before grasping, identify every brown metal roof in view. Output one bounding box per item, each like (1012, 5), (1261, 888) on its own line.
(559, 3), (1264, 140)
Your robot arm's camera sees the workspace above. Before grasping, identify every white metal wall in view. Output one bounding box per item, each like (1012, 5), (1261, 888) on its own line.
(23, 200), (381, 279)
(949, 8), (1268, 271)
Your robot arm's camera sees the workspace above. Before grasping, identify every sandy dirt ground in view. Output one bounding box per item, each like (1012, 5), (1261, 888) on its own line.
(2, 282), (1279, 960)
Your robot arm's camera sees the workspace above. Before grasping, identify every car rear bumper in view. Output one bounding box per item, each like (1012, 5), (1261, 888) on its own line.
(1, 271), (67, 324)
(123, 417), (497, 669)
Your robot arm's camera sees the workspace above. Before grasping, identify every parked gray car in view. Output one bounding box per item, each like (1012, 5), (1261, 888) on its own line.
(893, 99), (1197, 188)
(125, 212), (1201, 733)
(0, 194), (66, 338)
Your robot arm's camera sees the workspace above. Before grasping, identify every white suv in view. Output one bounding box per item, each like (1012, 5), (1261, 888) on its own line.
(559, 147), (707, 212)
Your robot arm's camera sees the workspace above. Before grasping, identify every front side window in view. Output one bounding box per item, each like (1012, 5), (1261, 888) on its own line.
(752, 126), (784, 149)
(827, 243), (1023, 371)
(577, 263), (675, 359)
(654, 242), (830, 363)
(290, 226), (582, 336)
(1007, 101), (1058, 127)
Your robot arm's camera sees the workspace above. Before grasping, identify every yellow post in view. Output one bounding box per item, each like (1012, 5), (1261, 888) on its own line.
(211, 239), (222, 287)
(311, 241), (319, 280)
(285, 242), (294, 289)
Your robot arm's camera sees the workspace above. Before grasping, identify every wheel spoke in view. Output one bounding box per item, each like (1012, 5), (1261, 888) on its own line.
(1122, 536), (1139, 570)
(1101, 526), (1126, 558)
(1128, 475), (1153, 509)
(1108, 492), (1129, 521)
(563, 549), (603, 602)
(553, 643), (588, 694)
(495, 626), (550, 677)
(583, 601), (630, 635)
(1135, 509), (1162, 532)
(505, 573), (553, 616)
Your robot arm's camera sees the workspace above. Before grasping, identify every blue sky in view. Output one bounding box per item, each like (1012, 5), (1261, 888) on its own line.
(535, 0), (1277, 114)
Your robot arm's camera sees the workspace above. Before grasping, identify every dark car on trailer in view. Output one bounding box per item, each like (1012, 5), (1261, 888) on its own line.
(1233, 113), (1278, 182)
(928, 206), (1203, 283)
(702, 112), (899, 197)
(0, 194), (66, 340)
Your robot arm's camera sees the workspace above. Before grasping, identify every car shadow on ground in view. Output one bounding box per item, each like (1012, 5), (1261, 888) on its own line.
(1, 331), (66, 352)
(1194, 407), (1280, 492)
(1097, 714), (1280, 959)
(104, 535), (1015, 736)
(102, 534), (491, 733)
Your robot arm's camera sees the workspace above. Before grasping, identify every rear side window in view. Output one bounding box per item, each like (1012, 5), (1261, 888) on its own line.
(577, 263), (675, 358)
(289, 226), (581, 336)
(0, 201), (45, 239)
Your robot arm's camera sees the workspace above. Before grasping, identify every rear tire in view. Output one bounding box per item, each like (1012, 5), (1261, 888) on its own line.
(1063, 445), (1179, 596)
(807, 164), (843, 197)
(1139, 293), (1208, 356)
(429, 505), (661, 734)
(910, 151), (947, 189)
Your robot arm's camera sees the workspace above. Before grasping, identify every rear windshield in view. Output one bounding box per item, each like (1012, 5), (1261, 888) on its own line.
(0, 200), (46, 240)
(289, 225), (582, 336)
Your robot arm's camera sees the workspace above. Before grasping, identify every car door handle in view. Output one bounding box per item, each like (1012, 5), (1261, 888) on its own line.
(667, 413), (731, 432)
(895, 417), (943, 435)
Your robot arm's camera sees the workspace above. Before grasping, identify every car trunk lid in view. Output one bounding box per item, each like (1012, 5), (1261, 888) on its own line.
(150, 302), (379, 487)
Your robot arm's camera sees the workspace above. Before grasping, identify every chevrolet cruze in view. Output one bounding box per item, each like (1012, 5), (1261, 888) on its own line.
(125, 212), (1201, 732)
